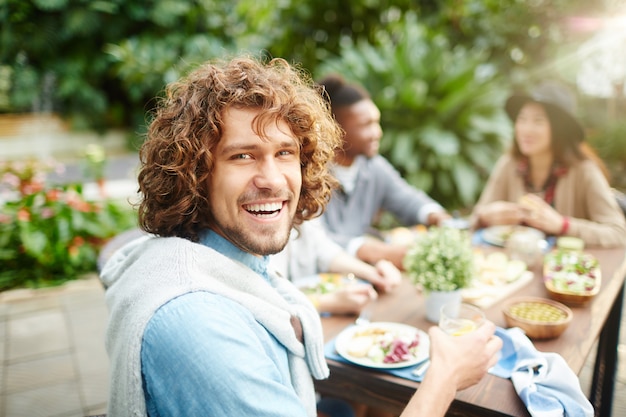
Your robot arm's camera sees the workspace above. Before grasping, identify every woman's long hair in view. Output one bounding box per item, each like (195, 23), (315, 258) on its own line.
(509, 103), (610, 181)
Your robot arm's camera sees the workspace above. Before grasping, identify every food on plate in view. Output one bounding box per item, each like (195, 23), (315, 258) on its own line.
(386, 225), (427, 246)
(473, 251), (527, 286)
(464, 251), (533, 308)
(347, 335), (378, 357)
(487, 226), (516, 246)
(300, 273), (347, 295)
(482, 225), (545, 247)
(518, 194), (543, 211)
(556, 236), (585, 252)
(346, 325), (423, 364)
(543, 250), (600, 294)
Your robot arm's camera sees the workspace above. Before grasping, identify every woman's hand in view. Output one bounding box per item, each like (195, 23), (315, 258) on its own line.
(519, 194), (564, 235)
(477, 201), (526, 226)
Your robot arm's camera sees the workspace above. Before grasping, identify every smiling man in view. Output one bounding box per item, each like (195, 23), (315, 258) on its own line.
(101, 56), (343, 417)
(100, 56), (501, 417)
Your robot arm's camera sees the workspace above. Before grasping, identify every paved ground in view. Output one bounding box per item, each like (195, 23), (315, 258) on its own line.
(1, 153), (625, 416)
(0, 276), (109, 417)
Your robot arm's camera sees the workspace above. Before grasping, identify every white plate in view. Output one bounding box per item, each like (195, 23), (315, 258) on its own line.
(334, 322), (430, 369)
(482, 225), (544, 247)
(297, 274), (368, 295)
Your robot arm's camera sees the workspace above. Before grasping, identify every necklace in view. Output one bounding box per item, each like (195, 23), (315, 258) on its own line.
(517, 158), (568, 206)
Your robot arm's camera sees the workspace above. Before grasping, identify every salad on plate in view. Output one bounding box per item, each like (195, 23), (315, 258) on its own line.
(335, 322), (429, 369)
(543, 250), (600, 294)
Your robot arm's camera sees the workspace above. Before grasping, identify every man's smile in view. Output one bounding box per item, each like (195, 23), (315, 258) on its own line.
(243, 201), (285, 218)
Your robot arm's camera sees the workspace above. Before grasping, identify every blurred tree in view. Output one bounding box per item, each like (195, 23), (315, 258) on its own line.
(0, 0), (594, 133)
(317, 12), (511, 209)
(0, 0), (277, 131)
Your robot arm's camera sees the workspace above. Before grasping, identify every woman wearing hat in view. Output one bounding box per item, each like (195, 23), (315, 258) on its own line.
(471, 81), (626, 247)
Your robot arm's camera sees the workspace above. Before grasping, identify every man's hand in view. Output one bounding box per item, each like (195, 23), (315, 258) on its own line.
(356, 237), (408, 271)
(318, 283), (377, 315)
(399, 321), (502, 417)
(371, 259), (403, 293)
(427, 321), (502, 390)
(428, 211), (452, 227)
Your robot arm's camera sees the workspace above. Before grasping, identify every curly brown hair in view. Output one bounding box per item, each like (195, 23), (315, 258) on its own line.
(138, 56), (342, 241)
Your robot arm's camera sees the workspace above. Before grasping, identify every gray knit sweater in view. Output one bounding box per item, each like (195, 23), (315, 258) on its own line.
(101, 235), (329, 417)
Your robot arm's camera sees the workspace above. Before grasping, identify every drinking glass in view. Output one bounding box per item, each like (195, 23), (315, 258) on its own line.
(439, 302), (485, 336)
(505, 230), (545, 267)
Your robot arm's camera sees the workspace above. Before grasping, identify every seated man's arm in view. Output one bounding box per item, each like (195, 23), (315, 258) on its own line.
(142, 292), (308, 417)
(400, 322), (502, 417)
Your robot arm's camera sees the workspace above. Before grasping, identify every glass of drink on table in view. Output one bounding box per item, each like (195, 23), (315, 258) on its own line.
(439, 303), (485, 336)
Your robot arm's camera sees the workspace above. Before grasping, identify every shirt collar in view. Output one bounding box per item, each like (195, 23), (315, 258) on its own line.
(198, 229), (271, 281)
(332, 155), (367, 195)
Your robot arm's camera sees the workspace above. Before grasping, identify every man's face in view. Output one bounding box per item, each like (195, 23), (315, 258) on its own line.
(335, 98), (382, 162)
(209, 107), (302, 256)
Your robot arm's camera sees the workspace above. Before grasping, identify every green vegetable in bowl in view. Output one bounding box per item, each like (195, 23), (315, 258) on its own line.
(544, 250), (599, 293)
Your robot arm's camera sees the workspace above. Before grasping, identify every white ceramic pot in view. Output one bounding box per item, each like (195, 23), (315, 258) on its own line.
(424, 289), (462, 323)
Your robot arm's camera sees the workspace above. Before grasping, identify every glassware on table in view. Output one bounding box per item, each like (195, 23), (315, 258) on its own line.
(505, 230), (545, 268)
(440, 217), (470, 230)
(439, 302), (485, 336)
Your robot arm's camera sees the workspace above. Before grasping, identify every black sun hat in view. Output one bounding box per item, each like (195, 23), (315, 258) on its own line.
(505, 81), (585, 143)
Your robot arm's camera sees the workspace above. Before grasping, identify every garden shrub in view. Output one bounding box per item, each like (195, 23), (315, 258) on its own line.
(0, 158), (137, 291)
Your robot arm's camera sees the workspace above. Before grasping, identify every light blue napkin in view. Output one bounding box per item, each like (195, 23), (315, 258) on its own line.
(490, 327), (593, 417)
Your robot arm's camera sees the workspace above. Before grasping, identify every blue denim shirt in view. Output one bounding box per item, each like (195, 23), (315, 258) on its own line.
(141, 231), (308, 416)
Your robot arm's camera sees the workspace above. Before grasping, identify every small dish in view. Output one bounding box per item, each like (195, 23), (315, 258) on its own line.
(298, 273), (354, 295)
(544, 279), (601, 306)
(334, 322), (429, 369)
(482, 225), (545, 247)
(543, 251), (601, 306)
(502, 297), (572, 340)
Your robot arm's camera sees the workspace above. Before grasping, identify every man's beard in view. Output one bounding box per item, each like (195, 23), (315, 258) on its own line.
(213, 218), (293, 256)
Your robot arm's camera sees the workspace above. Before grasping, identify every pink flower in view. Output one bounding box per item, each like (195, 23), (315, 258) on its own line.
(46, 189), (61, 202)
(40, 208), (55, 219)
(2, 173), (20, 188)
(17, 208), (30, 222)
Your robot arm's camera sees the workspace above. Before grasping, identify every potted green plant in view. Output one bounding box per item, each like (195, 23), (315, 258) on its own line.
(403, 226), (475, 322)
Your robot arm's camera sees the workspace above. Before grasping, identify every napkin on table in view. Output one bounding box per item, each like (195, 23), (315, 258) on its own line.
(490, 327), (594, 417)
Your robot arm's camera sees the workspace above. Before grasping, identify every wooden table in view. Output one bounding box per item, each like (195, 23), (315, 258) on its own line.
(315, 246), (626, 417)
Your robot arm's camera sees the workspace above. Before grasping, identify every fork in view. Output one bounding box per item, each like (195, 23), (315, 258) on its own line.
(411, 359), (430, 377)
(355, 299), (375, 326)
